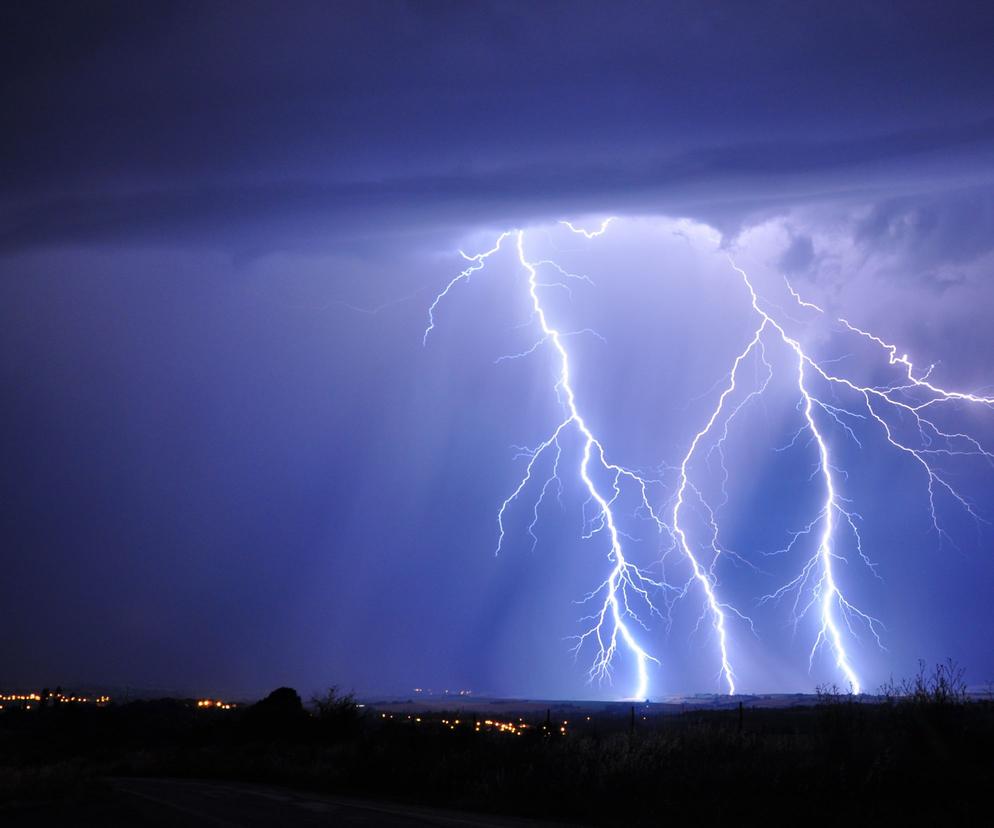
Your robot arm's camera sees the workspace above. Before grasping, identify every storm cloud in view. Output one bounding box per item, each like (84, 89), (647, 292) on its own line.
(3, 1), (994, 698)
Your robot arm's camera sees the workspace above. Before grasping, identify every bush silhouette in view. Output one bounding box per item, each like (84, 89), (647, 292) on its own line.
(311, 686), (360, 740)
(879, 658), (967, 705)
(243, 687), (307, 737)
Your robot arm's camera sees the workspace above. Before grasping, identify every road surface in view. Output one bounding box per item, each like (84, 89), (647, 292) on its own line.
(4, 777), (575, 827)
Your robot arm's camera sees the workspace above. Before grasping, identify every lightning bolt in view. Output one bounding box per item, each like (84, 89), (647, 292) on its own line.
(558, 217), (615, 239)
(714, 261), (991, 693)
(426, 224), (696, 699)
(425, 218), (993, 699)
(699, 263), (876, 693)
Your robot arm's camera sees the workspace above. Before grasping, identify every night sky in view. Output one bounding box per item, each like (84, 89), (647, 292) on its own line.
(3, 1), (994, 700)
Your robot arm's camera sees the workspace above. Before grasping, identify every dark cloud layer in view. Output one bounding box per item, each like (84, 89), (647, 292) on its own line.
(3, 1), (994, 248)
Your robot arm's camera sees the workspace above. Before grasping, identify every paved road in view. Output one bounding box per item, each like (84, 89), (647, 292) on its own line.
(5, 777), (574, 827)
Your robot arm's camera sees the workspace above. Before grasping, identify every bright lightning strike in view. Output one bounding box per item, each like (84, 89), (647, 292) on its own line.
(694, 259), (992, 694)
(424, 219), (994, 699)
(718, 263), (877, 693)
(425, 224), (684, 699)
(558, 217), (616, 239)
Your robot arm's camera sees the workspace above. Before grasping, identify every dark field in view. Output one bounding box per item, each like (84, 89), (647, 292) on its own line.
(2, 677), (993, 826)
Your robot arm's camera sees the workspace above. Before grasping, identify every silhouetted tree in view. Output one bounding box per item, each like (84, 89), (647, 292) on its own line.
(244, 687), (308, 738)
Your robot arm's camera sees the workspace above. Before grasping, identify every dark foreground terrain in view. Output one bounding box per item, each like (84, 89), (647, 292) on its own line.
(2, 672), (993, 826)
(4, 777), (560, 827)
